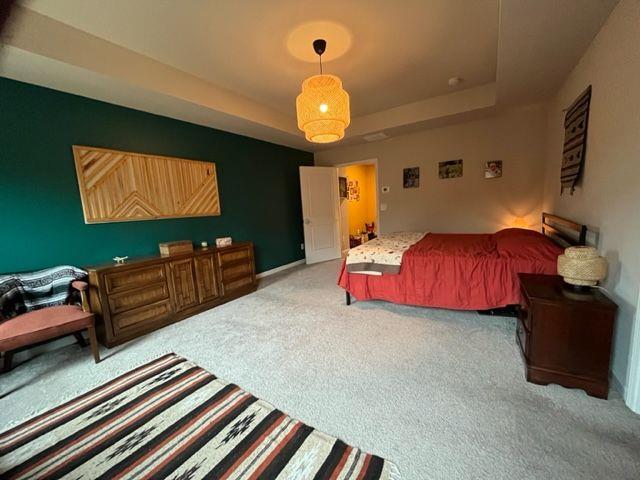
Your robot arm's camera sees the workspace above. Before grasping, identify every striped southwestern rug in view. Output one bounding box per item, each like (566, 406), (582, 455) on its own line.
(0, 354), (398, 480)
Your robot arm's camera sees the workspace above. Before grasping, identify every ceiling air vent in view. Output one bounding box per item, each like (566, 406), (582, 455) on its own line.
(363, 132), (388, 142)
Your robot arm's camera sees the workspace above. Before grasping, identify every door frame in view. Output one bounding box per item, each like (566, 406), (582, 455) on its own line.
(625, 294), (640, 413)
(334, 158), (381, 246)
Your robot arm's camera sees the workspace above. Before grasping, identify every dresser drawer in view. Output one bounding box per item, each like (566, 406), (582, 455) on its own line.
(217, 247), (251, 266)
(107, 282), (169, 314)
(105, 265), (166, 293)
(223, 275), (254, 293)
(221, 261), (253, 281)
(112, 299), (172, 335)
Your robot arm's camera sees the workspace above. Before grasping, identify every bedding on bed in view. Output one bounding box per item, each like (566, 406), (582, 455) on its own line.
(338, 228), (562, 310)
(346, 231), (426, 274)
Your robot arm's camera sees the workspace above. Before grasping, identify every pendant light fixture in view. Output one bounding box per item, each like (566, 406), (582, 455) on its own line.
(296, 39), (350, 143)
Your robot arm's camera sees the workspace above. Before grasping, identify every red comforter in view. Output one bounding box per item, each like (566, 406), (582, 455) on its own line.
(338, 228), (562, 310)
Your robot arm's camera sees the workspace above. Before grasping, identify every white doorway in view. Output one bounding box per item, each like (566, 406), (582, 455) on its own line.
(299, 166), (341, 264)
(299, 160), (380, 264)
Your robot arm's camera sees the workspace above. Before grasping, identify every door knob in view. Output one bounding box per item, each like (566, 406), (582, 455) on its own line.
(304, 219), (311, 225)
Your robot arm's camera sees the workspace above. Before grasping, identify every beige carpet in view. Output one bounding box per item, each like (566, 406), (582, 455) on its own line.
(1, 259), (639, 479)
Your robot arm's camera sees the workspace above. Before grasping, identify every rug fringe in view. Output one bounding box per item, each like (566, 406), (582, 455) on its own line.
(387, 460), (401, 480)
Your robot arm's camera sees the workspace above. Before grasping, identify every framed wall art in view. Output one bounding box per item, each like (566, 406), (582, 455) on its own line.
(339, 176), (348, 198)
(72, 145), (220, 224)
(438, 159), (463, 179)
(484, 161), (503, 179)
(403, 167), (420, 188)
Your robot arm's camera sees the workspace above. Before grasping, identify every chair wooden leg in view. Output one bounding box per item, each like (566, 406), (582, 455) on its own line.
(87, 325), (100, 363)
(74, 332), (87, 347)
(3, 351), (14, 373)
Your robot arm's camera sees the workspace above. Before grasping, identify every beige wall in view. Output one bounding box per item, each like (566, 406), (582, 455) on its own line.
(542, 0), (640, 394)
(316, 105), (548, 234)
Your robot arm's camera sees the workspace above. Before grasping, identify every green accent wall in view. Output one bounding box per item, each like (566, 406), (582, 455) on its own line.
(0, 78), (313, 274)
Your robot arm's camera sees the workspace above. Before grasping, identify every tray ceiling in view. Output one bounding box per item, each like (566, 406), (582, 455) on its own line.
(2, 0), (619, 151)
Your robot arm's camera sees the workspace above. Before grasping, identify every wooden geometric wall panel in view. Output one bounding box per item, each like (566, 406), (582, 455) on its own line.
(72, 145), (220, 224)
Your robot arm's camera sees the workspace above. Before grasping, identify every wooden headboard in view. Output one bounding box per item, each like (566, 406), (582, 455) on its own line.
(542, 213), (587, 247)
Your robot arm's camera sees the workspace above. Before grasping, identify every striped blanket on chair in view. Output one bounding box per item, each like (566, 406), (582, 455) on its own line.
(0, 265), (87, 320)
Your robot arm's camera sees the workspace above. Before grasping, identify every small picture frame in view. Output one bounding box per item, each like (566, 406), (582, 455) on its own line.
(484, 160), (503, 179)
(439, 159), (463, 179)
(348, 180), (360, 201)
(216, 237), (232, 248)
(403, 167), (420, 188)
(339, 176), (348, 198)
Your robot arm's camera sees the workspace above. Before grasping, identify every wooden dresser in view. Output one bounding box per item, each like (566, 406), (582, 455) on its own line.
(86, 242), (256, 347)
(517, 273), (617, 398)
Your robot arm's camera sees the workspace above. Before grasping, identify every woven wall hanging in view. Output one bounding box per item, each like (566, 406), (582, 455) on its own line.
(561, 85), (592, 195)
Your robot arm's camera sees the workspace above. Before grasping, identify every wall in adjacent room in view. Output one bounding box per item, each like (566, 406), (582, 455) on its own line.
(315, 105), (548, 234)
(0, 78), (313, 274)
(344, 164), (376, 236)
(542, 0), (640, 400)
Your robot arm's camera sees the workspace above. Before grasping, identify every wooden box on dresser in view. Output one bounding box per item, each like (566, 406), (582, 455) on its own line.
(87, 242), (256, 347)
(517, 273), (617, 399)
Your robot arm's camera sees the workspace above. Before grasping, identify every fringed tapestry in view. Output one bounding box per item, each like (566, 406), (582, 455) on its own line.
(561, 86), (592, 195)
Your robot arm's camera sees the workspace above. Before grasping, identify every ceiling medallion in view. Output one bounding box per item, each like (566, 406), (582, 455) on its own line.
(296, 39), (350, 143)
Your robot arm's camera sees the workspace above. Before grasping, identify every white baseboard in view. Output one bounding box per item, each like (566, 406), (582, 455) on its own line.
(611, 371), (626, 398)
(256, 259), (305, 279)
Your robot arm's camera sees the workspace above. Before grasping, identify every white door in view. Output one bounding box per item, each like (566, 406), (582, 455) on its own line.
(299, 166), (341, 264)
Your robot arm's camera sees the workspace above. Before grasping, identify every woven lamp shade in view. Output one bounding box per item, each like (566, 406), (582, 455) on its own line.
(557, 246), (607, 287)
(296, 74), (350, 143)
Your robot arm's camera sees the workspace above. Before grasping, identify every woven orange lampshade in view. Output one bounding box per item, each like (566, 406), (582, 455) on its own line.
(295, 39), (350, 143)
(296, 74), (350, 143)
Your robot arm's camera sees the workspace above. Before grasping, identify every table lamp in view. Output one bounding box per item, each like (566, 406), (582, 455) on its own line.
(557, 246), (607, 291)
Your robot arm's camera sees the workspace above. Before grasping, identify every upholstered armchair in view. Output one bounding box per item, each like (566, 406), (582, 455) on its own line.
(0, 273), (100, 372)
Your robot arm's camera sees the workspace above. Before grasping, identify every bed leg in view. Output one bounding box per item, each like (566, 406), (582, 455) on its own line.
(345, 291), (351, 306)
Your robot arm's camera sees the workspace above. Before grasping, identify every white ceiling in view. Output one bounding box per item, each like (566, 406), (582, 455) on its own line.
(0, 0), (619, 151)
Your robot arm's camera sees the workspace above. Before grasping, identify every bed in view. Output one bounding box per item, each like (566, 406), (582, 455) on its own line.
(339, 213), (587, 311)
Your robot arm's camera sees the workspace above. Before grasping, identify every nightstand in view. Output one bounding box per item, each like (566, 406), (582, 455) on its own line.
(517, 273), (617, 399)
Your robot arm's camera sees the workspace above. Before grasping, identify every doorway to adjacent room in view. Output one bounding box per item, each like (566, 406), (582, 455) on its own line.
(337, 159), (379, 255)
(298, 159), (379, 265)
